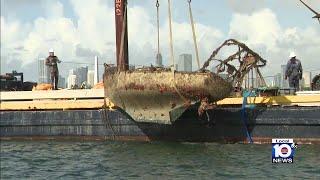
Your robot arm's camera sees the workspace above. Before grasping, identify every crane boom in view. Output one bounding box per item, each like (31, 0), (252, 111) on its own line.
(115, 0), (129, 71)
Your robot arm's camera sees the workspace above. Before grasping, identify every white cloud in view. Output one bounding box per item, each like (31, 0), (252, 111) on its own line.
(44, 1), (64, 18)
(1, 0), (223, 79)
(229, 9), (281, 52)
(1, 17), (31, 49)
(227, 0), (266, 13)
(70, 0), (115, 54)
(23, 17), (78, 62)
(228, 8), (320, 76)
(1, 1), (319, 82)
(1, 1), (77, 67)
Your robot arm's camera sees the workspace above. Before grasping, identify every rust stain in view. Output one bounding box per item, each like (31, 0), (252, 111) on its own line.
(125, 83), (145, 91)
(104, 68), (233, 123)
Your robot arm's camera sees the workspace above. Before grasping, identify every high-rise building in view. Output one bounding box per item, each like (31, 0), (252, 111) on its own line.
(87, 70), (95, 88)
(67, 69), (77, 89)
(302, 71), (312, 88)
(178, 54), (192, 72)
(270, 80), (275, 87)
(74, 66), (88, 86)
(274, 73), (281, 87)
(69, 69), (75, 76)
(67, 75), (77, 89)
(155, 53), (163, 67)
(281, 65), (289, 88)
(94, 56), (99, 84)
(38, 58), (50, 83)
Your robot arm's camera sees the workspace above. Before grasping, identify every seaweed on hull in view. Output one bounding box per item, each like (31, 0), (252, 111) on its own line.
(103, 39), (267, 124)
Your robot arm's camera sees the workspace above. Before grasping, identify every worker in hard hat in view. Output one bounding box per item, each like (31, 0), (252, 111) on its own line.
(285, 52), (303, 91)
(45, 49), (61, 90)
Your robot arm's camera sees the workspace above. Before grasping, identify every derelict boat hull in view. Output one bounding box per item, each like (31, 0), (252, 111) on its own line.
(104, 68), (232, 124)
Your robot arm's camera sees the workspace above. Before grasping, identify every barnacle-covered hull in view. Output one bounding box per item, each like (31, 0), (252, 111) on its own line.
(104, 68), (232, 124)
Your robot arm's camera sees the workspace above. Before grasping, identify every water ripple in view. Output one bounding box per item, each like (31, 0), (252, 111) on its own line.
(1, 141), (319, 179)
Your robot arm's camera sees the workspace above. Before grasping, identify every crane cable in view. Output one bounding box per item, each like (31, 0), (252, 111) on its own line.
(156, 0), (160, 56)
(167, 0), (189, 104)
(187, 0), (200, 70)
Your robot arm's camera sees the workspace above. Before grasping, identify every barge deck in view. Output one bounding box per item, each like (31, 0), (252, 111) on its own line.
(1, 90), (320, 144)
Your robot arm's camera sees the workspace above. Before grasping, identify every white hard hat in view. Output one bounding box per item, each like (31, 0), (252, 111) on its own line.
(49, 48), (54, 53)
(289, 51), (296, 58)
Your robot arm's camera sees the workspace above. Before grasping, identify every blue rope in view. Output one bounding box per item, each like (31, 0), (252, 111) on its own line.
(241, 91), (254, 144)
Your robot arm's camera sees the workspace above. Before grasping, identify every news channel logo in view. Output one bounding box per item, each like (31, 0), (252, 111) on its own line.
(272, 138), (297, 163)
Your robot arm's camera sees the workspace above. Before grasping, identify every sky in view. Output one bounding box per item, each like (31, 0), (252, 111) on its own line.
(1, 0), (320, 82)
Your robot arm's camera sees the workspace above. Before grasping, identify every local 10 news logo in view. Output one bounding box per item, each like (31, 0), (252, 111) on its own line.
(272, 138), (297, 163)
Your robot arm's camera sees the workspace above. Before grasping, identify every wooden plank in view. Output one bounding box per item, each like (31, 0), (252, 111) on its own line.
(296, 91), (320, 95)
(0, 89), (104, 101)
(1, 95), (319, 110)
(1, 89), (320, 110)
(0, 99), (105, 110)
(218, 95), (320, 105)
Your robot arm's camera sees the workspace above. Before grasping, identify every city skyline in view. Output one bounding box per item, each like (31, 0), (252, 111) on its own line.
(1, 0), (319, 81)
(35, 57), (316, 89)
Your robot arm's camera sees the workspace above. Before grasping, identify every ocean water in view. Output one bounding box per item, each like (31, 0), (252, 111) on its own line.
(1, 141), (319, 179)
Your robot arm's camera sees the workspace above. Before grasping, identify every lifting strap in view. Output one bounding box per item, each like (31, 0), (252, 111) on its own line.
(167, 0), (175, 70)
(187, 0), (200, 70)
(241, 91), (254, 144)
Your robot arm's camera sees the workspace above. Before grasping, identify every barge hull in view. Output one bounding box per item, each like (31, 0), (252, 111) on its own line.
(1, 106), (320, 144)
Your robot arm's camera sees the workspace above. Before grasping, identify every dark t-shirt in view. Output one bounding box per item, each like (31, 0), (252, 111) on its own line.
(285, 58), (302, 79)
(45, 56), (60, 73)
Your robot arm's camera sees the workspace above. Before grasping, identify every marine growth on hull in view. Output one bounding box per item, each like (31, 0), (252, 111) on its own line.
(103, 39), (267, 124)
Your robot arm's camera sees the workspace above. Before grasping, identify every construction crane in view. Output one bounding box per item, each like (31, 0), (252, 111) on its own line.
(299, 0), (320, 23)
(114, 0), (129, 71)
